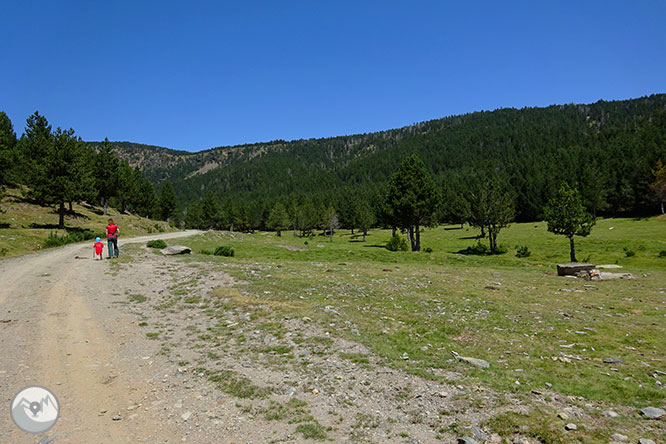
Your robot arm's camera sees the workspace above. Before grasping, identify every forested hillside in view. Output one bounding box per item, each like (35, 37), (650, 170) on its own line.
(94, 94), (666, 228)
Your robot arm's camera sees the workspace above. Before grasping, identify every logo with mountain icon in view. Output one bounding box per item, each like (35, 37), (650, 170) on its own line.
(11, 386), (60, 433)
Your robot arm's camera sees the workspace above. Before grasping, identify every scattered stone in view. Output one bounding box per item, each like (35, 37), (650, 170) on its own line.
(451, 351), (490, 369)
(640, 406), (665, 419)
(639, 439), (656, 444)
(604, 410), (620, 418)
(599, 272), (634, 280)
(311, 388), (319, 395)
(564, 423), (577, 431)
(322, 305), (339, 315)
(160, 246), (192, 255)
(112, 415), (122, 421)
(603, 358), (623, 364)
(181, 411), (192, 421)
(610, 433), (627, 442)
(469, 426), (488, 442)
(457, 437), (478, 444)
(557, 411), (570, 420)
(557, 263), (595, 276)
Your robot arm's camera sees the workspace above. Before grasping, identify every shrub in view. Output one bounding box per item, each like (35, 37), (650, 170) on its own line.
(515, 245), (531, 258)
(43, 229), (97, 248)
(386, 235), (408, 252)
(623, 247), (635, 257)
(459, 241), (507, 256)
(200, 249), (213, 255)
(659, 250), (666, 258)
(146, 239), (167, 249)
(214, 245), (235, 257)
(424, 247), (433, 253)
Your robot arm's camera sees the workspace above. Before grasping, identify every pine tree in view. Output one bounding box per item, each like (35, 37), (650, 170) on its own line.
(356, 200), (375, 241)
(649, 160), (666, 214)
(158, 181), (178, 222)
(17, 111), (52, 204)
(543, 183), (595, 262)
(94, 138), (119, 215)
(385, 154), (439, 251)
(267, 202), (290, 236)
(0, 112), (17, 196)
(467, 177), (514, 253)
(201, 192), (222, 229)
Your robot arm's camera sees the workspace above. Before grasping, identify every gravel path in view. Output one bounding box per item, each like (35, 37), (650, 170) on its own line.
(0, 231), (201, 443)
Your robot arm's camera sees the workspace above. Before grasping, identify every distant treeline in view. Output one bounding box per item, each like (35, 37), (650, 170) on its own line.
(113, 95), (666, 231)
(3, 94), (666, 234)
(0, 111), (172, 228)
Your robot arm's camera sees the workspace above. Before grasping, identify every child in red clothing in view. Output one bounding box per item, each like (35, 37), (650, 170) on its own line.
(93, 237), (104, 260)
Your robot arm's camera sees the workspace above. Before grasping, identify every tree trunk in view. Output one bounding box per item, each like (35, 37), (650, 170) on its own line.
(58, 202), (65, 229)
(103, 197), (108, 216)
(569, 236), (577, 262)
(277, 229), (282, 237)
(480, 226), (485, 238)
(329, 228), (333, 242)
(351, 227), (354, 235)
(460, 222), (464, 229)
(363, 230), (367, 242)
(68, 201), (73, 212)
(392, 226), (396, 237)
(408, 226), (415, 251)
(414, 224), (421, 252)
(662, 201), (665, 214)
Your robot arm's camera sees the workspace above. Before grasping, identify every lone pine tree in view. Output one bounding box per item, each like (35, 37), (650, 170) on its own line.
(385, 154), (439, 252)
(544, 183), (595, 262)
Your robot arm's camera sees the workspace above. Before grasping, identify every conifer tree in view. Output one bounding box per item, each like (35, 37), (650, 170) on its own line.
(543, 183), (595, 262)
(158, 181), (177, 222)
(267, 202), (290, 236)
(649, 160), (666, 214)
(0, 112), (17, 197)
(385, 154), (439, 251)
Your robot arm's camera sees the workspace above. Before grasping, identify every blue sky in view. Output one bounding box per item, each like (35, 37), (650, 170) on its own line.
(1, 1), (665, 151)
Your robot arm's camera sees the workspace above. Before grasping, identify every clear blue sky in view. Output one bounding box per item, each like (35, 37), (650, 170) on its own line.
(2, 1), (665, 151)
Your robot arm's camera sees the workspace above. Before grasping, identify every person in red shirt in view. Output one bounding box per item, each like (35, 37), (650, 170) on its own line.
(105, 218), (120, 259)
(93, 237), (104, 260)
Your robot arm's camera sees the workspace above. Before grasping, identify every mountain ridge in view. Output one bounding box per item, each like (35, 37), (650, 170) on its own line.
(90, 94), (666, 221)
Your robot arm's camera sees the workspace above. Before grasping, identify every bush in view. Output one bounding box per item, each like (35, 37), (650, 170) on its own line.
(146, 239), (167, 249)
(200, 249), (213, 255)
(424, 247), (433, 253)
(459, 241), (507, 256)
(43, 229), (97, 248)
(214, 245), (235, 257)
(386, 235), (408, 252)
(515, 245), (531, 258)
(659, 250), (666, 258)
(623, 247), (636, 257)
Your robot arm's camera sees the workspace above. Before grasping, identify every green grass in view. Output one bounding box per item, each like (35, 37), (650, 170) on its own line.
(295, 421), (328, 440)
(175, 217), (666, 409)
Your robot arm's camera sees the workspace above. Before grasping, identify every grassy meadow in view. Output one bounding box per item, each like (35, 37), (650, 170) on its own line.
(173, 216), (666, 410)
(0, 188), (175, 258)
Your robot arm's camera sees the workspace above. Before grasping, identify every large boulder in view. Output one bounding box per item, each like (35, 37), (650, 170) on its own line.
(557, 263), (596, 276)
(161, 246), (192, 255)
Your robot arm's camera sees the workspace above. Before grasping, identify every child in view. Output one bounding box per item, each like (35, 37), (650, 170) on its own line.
(93, 237), (104, 260)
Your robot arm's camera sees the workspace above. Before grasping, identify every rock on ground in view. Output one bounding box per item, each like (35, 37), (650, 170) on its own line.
(160, 246), (192, 255)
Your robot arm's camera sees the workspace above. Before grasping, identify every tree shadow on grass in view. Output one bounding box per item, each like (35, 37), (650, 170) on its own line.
(363, 244), (388, 249)
(28, 223), (97, 234)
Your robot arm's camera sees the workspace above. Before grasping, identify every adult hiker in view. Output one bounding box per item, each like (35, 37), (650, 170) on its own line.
(105, 218), (120, 258)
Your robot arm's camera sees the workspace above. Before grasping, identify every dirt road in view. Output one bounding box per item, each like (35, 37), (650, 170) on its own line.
(0, 231), (201, 444)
